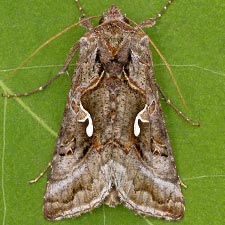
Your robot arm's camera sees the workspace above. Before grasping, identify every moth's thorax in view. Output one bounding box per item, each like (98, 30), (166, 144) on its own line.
(101, 26), (126, 56)
(99, 5), (129, 25)
(93, 6), (134, 76)
(82, 74), (145, 146)
(94, 21), (133, 75)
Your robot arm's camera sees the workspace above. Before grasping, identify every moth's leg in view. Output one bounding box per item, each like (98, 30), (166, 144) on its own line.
(29, 161), (52, 184)
(74, 0), (93, 30)
(152, 0), (174, 21)
(138, 0), (174, 28)
(178, 176), (187, 189)
(157, 83), (200, 126)
(2, 42), (80, 98)
(74, 0), (86, 17)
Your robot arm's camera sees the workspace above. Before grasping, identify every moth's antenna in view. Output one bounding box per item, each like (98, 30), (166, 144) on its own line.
(75, 0), (86, 17)
(7, 16), (100, 78)
(130, 17), (187, 108)
(152, 0), (174, 21)
(149, 0), (186, 108)
(147, 36), (187, 109)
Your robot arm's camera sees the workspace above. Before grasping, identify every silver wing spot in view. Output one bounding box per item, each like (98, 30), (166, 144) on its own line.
(78, 103), (93, 137)
(134, 104), (149, 136)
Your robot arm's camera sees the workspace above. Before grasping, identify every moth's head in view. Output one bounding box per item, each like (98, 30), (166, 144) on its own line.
(99, 5), (129, 24)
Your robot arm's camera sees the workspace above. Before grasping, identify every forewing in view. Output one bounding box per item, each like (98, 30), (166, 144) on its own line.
(114, 32), (184, 220)
(43, 34), (108, 221)
(44, 147), (111, 220)
(113, 147), (184, 220)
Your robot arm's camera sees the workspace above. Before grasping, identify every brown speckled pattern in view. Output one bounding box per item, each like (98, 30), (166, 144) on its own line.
(44, 6), (184, 221)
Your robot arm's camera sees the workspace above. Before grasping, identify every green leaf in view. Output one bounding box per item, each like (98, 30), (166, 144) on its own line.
(0, 1), (225, 225)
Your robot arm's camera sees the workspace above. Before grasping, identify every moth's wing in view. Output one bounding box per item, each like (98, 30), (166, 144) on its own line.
(112, 147), (184, 221)
(44, 146), (112, 221)
(43, 36), (109, 221)
(113, 34), (184, 220)
(43, 108), (110, 221)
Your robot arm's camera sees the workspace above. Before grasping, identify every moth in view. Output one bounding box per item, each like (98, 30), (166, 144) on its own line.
(3, 1), (191, 222)
(43, 4), (185, 221)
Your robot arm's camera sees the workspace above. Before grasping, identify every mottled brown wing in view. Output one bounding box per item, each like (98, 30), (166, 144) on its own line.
(44, 147), (112, 220)
(111, 32), (185, 220)
(44, 7), (184, 221)
(43, 34), (109, 220)
(106, 146), (184, 221)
